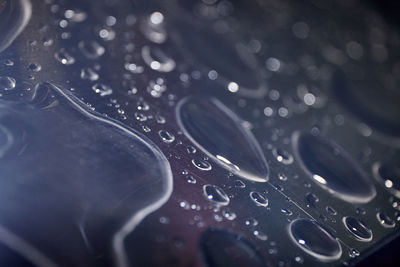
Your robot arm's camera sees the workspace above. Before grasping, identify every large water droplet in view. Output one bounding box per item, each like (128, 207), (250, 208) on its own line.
(293, 132), (376, 203)
(289, 218), (342, 262)
(0, 82), (173, 267)
(200, 228), (264, 267)
(0, 0), (32, 53)
(342, 216), (373, 242)
(203, 184), (229, 206)
(177, 96), (269, 182)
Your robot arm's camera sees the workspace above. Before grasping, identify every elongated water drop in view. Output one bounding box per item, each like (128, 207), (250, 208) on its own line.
(177, 96), (269, 182)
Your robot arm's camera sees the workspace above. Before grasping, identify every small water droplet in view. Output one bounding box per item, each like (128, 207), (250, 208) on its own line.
(377, 212), (395, 228)
(249, 191), (268, 207)
(80, 67), (99, 81)
(27, 63), (41, 72)
(349, 249), (360, 258)
(55, 49), (75, 65)
(203, 184), (229, 206)
(222, 210), (236, 220)
(141, 45), (175, 72)
(92, 83), (112, 96)
(253, 230), (268, 241)
(79, 40), (105, 59)
(272, 148), (293, 165)
(192, 158), (212, 171)
(245, 218), (258, 227)
(305, 193), (319, 208)
(158, 130), (175, 143)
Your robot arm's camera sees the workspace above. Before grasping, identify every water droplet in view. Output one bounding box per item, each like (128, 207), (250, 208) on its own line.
(203, 184), (229, 206)
(79, 40), (105, 59)
(0, 0), (32, 53)
(245, 218), (258, 227)
(326, 206), (337, 216)
(80, 67), (99, 81)
(0, 82), (173, 267)
(158, 130), (175, 143)
(349, 249), (360, 258)
(293, 132), (376, 203)
(305, 193), (319, 208)
(289, 218), (342, 261)
(92, 83), (112, 96)
(234, 180), (245, 188)
(177, 96), (269, 182)
(222, 210), (236, 220)
(373, 162), (400, 198)
(0, 76), (16, 91)
(27, 63), (41, 72)
(272, 148), (293, 165)
(249, 191), (268, 207)
(200, 229), (264, 267)
(186, 175), (196, 184)
(173, 20), (267, 97)
(342, 216), (373, 242)
(253, 230), (268, 241)
(55, 49), (75, 65)
(192, 158), (212, 171)
(377, 212), (395, 228)
(141, 45), (175, 72)
(140, 12), (167, 44)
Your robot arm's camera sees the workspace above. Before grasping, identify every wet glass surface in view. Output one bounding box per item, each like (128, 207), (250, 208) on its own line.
(0, 0), (400, 266)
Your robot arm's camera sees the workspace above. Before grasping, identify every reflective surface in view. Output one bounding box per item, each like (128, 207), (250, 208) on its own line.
(0, 0), (400, 266)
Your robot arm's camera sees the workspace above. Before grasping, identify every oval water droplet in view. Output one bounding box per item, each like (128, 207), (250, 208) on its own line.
(79, 40), (105, 59)
(200, 228), (264, 267)
(192, 158), (212, 171)
(177, 96), (269, 182)
(342, 216), (373, 242)
(376, 212), (395, 228)
(293, 132), (376, 203)
(249, 191), (268, 207)
(80, 67), (99, 81)
(158, 130), (175, 143)
(55, 49), (75, 65)
(141, 45), (175, 72)
(92, 83), (112, 96)
(373, 162), (400, 198)
(305, 193), (319, 208)
(289, 218), (342, 262)
(203, 184), (229, 206)
(0, 0), (32, 53)
(140, 12), (167, 44)
(0, 76), (16, 91)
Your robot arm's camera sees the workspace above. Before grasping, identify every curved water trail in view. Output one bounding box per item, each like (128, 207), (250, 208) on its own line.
(0, 0), (32, 53)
